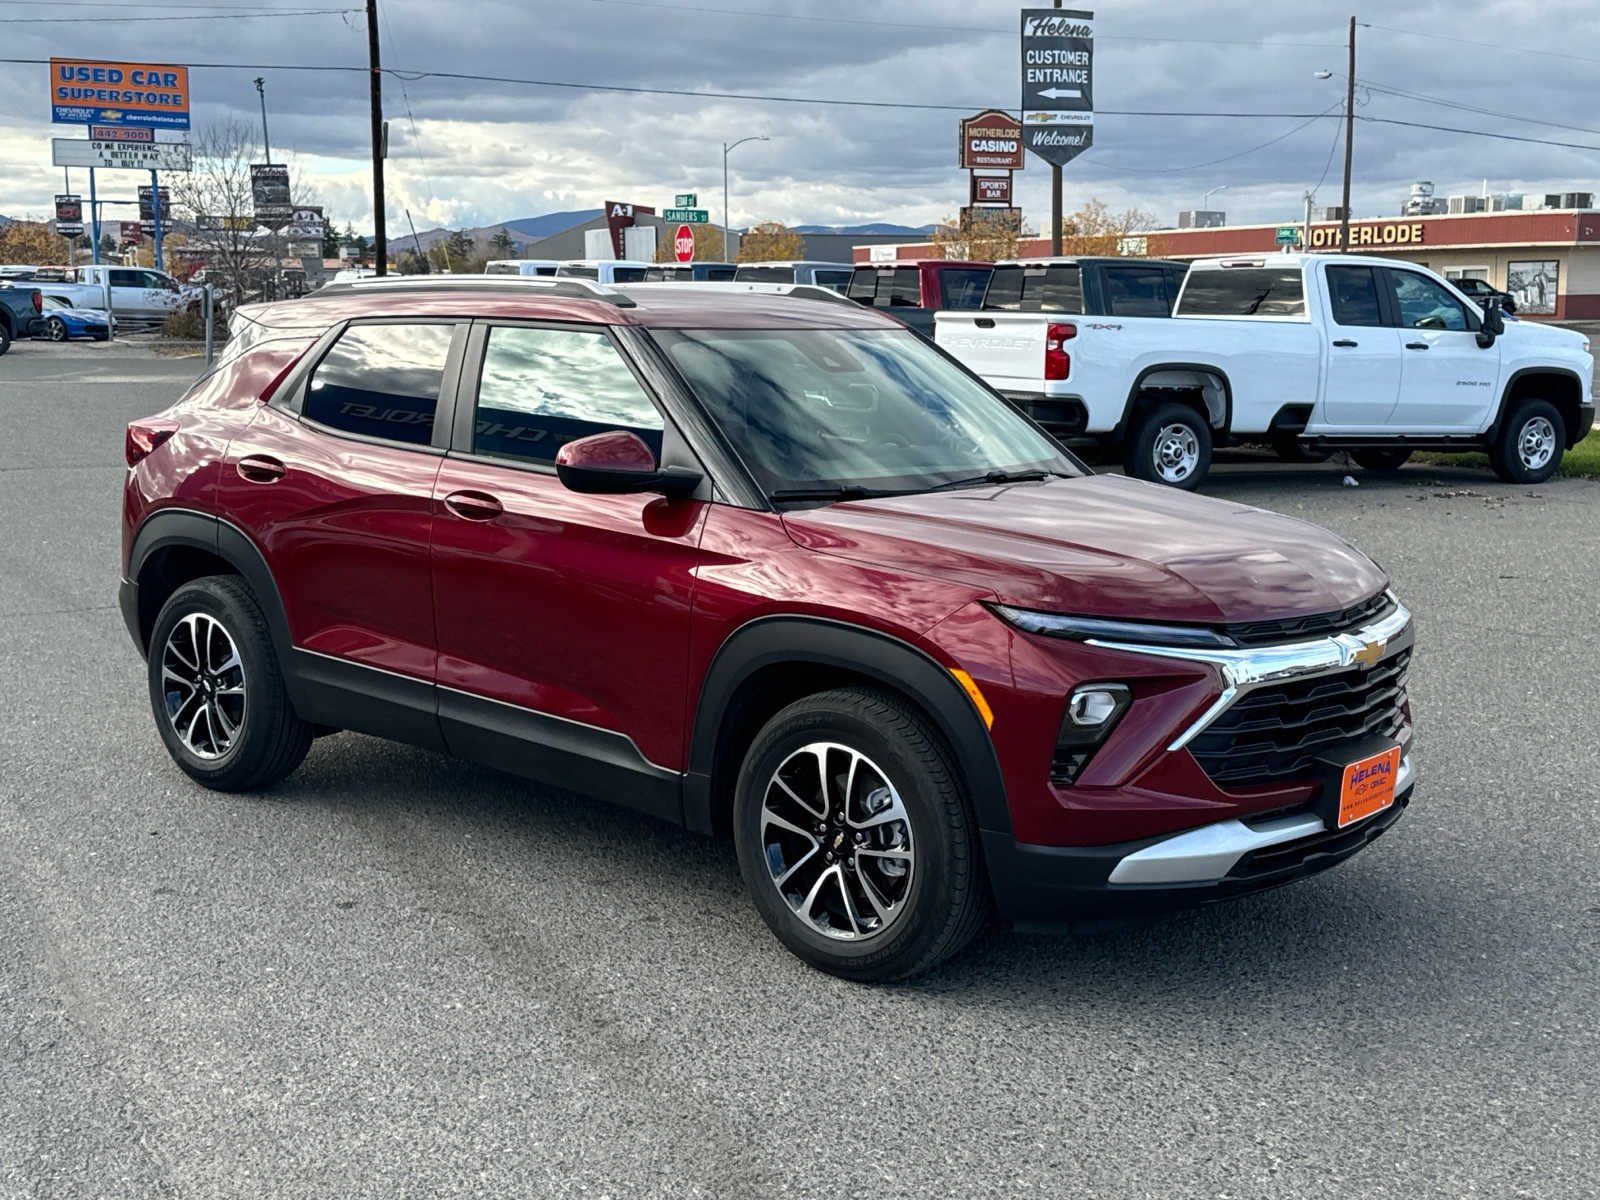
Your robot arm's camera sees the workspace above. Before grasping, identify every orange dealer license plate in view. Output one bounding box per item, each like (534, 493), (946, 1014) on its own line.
(1338, 746), (1401, 828)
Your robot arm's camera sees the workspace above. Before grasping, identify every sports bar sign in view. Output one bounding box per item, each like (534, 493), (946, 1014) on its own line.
(50, 58), (190, 129)
(959, 110), (1024, 170)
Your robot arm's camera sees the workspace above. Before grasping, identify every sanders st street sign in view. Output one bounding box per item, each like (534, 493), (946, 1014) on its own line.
(1020, 8), (1094, 167)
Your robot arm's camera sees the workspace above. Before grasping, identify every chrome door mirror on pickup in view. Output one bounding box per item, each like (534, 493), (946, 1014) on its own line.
(1477, 298), (1506, 348)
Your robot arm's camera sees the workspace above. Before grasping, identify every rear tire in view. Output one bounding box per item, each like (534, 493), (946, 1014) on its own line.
(732, 687), (988, 982)
(1124, 401), (1212, 489)
(1351, 447), (1413, 472)
(0, 324), (12, 356)
(147, 575), (311, 791)
(1489, 399), (1564, 484)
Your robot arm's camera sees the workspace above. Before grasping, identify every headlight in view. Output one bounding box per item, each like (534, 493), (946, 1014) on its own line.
(1051, 683), (1131, 785)
(990, 603), (1237, 649)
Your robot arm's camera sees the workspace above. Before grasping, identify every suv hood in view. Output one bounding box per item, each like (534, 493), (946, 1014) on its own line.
(782, 474), (1387, 625)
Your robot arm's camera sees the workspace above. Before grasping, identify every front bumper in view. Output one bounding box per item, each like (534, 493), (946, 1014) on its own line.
(985, 757), (1414, 927)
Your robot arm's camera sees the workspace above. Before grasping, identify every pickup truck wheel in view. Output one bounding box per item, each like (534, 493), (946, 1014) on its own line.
(0, 323), (11, 356)
(1125, 402), (1212, 489)
(1351, 448), (1413, 472)
(733, 686), (988, 982)
(1489, 400), (1564, 484)
(147, 575), (312, 792)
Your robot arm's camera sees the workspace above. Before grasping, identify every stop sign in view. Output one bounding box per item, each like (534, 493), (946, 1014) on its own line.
(674, 224), (695, 262)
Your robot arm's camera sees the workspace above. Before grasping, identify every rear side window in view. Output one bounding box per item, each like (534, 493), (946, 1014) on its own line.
(1179, 268), (1305, 317)
(471, 325), (662, 466)
(984, 264), (1083, 313)
(611, 267), (648, 283)
(939, 268), (991, 309)
(110, 269), (143, 288)
(1103, 266), (1173, 316)
(813, 269), (852, 290)
(702, 265), (736, 281)
(1325, 265), (1385, 327)
(736, 266), (793, 283)
(559, 264), (599, 279)
(889, 268), (921, 306)
(303, 323), (454, 445)
(846, 269), (880, 301)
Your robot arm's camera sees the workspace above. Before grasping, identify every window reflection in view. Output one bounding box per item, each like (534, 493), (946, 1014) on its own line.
(304, 324), (452, 445)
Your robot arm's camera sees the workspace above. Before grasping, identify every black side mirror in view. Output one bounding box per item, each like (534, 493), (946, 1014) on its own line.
(1476, 297), (1505, 347)
(555, 430), (702, 498)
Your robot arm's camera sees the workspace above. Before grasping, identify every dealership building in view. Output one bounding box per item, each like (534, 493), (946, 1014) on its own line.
(854, 205), (1600, 320)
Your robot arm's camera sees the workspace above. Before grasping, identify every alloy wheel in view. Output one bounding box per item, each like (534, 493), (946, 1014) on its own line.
(1518, 416), (1556, 471)
(1153, 422), (1200, 484)
(48, 318), (67, 342)
(160, 612), (247, 759)
(759, 741), (916, 941)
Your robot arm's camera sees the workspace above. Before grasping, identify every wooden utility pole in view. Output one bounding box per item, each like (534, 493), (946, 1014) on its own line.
(1049, 0), (1063, 255)
(367, 0), (387, 275)
(1339, 16), (1354, 252)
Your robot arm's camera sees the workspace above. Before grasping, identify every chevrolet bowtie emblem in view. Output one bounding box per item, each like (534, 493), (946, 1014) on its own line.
(1351, 639), (1384, 667)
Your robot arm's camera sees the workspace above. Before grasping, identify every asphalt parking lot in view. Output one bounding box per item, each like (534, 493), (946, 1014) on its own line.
(3, 338), (1598, 1199)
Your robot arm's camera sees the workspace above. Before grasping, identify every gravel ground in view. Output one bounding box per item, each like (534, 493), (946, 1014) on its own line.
(2, 339), (1598, 1199)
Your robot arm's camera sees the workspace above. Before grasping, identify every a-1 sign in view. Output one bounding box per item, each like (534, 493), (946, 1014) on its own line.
(663, 207), (708, 223)
(674, 224), (695, 263)
(1020, 8), (1094, 167)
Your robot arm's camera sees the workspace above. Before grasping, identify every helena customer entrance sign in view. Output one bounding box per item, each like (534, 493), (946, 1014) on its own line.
(1020, 8), (1094, 168)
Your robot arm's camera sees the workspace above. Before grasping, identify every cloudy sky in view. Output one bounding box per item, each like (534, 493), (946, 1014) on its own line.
(2, 0), (1597, 236)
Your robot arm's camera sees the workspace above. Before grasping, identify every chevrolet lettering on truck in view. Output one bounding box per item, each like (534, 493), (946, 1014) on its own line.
(936, 252), (1594, 489)
(122, 274), (1417, 981)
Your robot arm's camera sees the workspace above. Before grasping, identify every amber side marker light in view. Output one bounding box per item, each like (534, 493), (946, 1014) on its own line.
(950, 669), (994, 729)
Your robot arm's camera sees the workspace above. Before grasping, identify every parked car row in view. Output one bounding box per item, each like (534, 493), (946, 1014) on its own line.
(479, 258), (857, 289)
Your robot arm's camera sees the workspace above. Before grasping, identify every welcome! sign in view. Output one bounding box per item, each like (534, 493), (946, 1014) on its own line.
(51, 58), (190, 130)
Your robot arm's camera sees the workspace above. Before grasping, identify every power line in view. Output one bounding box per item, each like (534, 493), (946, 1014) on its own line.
(1357, 78), (1600, 140)
(559, 0), (1346, 47)
(1100, 104), (1342, 174)
(1, 7), (357, 21)
(1362, 23), (1600, 68)
(1361, 114), (1600, 154)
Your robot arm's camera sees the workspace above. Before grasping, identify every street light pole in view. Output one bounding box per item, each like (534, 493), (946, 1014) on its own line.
(1339, 15), (1355, 252)
(722, 135), (768, 261)
(1201, 184), (1227, 212)
(253, 77), (271, 164)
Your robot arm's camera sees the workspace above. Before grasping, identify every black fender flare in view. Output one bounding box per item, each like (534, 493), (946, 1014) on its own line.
(125, 507), (293, 663)
(682, 615), (1011, 837)
(1117, 362), (1234, 436)
(1488, 365), (1587, 444)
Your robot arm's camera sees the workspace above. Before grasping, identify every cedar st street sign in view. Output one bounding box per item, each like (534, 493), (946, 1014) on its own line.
(1020, 8), (1094, 167)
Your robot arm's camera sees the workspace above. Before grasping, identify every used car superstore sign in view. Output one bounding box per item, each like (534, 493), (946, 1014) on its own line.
(50, 58), (190, 129)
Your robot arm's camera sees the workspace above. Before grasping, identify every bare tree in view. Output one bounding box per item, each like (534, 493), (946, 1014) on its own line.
(167, 119), (316, 306)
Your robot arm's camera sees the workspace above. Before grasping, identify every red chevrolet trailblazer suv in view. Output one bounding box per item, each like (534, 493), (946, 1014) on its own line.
(121, 276), (1415, 981)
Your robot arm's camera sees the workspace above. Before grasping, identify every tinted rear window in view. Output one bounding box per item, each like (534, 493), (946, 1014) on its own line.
(735, 266), (793, 283)
(1103, 266), (1174, 317)
(303, 323), (453, 445)
(813, 270), (852, 290)
(939, 268), (991, 309)
(984, 264), (1083, 313)
(1179, 268), (1305, 316)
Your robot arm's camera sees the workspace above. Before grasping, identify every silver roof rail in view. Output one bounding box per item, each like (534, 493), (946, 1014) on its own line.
(316, 274), (637, 307)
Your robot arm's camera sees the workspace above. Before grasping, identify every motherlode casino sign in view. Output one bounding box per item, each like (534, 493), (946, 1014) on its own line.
(959, 111), (1025, 170)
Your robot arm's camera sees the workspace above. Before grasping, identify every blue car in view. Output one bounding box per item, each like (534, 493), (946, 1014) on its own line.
(39, 293), (113, 341)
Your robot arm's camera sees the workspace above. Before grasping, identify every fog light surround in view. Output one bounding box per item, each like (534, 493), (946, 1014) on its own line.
(1051, 683), (1132, 785)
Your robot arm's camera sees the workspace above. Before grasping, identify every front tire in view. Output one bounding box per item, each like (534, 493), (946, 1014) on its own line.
(733, 687), (988, 982)
(1489, 399), (1564, 484)
(47, 317), (68, 342)
(147, 575), (311, 791)
(1351, 447), (1413, 472)
(0, 324), (11, 356)
(1124, 401), (1212, 489)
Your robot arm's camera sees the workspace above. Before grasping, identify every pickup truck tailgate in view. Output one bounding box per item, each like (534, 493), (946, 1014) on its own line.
(934, 313), (1047, 391)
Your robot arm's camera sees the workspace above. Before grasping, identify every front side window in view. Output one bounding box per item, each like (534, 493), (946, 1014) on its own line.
(109, 269), (143, 288)
(559, 264), (599, 280)
(1325, 265), (1384, 327)
(846, 270), (880, 301)
(654, 327), (1076, 495)
(983, 264), (1083, 313)
(1390, 271), (1468, 330)
(303, 323), (454, 445)
(888, 269), (921, 306)
(1103, 266), (1173, 316)
(813, 269), (852, 291)
(735, 266), (792, 283)
(701, 265), (737, 281)
(470, 325), (662, 466)
(611, 266), (648, 283)
(1178, 268), (1305, 317)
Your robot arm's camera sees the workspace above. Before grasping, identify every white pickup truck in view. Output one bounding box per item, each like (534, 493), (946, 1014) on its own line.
(39, 265), (189, 326)
(935, 252), (1595, 489)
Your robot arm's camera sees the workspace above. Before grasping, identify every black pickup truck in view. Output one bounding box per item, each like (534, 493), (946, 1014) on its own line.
(0, 283), (45, 354)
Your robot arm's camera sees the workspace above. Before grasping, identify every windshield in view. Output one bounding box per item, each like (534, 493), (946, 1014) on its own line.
(651, 327), (1078, 496)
